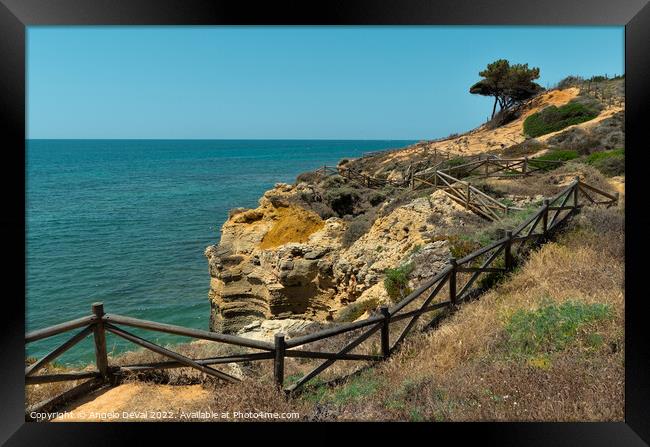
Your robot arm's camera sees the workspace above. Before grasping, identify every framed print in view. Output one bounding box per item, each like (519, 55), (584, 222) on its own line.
(1, 0), (649, 444)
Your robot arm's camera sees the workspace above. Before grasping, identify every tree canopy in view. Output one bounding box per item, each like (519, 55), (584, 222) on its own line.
(470, 59), (544, 119)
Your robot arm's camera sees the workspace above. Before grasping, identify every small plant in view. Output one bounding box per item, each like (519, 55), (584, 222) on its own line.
(384, 263), (415, 301)
(529, 150), (579, 170)
(436, 234), (481, 259)
(476, 256), (507, 290)
(586, 148), (625, 176)
(410, 244), (423, 256)
(504, 299), (612, 356)
(443, 156), (471, 177)
(335, 297), (380, 322)
(301, 372), (379, 406)
(329, 373), (380, 405)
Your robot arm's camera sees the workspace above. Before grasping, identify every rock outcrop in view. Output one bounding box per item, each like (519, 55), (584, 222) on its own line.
(205, 185), (468, 333)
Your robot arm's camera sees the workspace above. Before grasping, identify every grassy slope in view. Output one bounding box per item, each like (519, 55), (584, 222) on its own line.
(38, 182), (624, 421)
(209, 202), (624, 421)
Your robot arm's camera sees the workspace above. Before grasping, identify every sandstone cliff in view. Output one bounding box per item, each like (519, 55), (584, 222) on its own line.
(205, 77), (625, 335)
(204, 183), (474, 332)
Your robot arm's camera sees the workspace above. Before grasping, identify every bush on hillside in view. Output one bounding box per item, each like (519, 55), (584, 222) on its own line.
(384, 263), (414, 301)
(586, 148), (625, 176)
(528, 150), (579, 171)
(505, 300), (612, 356)
(296, 171), (323, 184)
(523, 101), (599, 138)
(335, 297), (381, 322)
(556, 75), (584, 90)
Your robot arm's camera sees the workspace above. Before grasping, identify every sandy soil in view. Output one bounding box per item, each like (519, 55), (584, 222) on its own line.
(384, 87), (623, 164)
(52, 382), (211, 422)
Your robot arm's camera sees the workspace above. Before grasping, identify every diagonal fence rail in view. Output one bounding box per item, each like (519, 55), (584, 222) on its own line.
(318, 154), (565, 222)
(25, 178), (618, 414)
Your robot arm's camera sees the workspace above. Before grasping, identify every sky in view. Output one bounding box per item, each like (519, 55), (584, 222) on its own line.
(27, 26), (624, 140)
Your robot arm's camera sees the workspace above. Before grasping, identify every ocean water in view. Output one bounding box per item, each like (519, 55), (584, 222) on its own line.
(26, 139), (415, 364)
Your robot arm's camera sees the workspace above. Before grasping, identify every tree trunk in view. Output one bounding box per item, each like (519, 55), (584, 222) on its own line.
(491, 96), (498, 118)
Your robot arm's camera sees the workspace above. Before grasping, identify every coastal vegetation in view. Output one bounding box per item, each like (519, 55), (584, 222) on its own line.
(384, 263), (415, 301)
(523, 100), (600, 137)
(470, 59), (543, 119)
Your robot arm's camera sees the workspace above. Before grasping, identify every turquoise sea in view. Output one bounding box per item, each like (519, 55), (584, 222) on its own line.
(26, 139), (415, 364)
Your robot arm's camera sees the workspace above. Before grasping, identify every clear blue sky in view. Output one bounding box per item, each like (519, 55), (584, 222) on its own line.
(27, 26), (624, 140)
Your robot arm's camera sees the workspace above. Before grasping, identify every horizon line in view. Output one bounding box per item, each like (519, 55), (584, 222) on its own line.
(26, 137), (426, 141)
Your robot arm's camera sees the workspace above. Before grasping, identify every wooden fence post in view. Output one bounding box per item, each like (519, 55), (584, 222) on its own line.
(504, 230), (513, 270)
(573, 177), (580, 208)
(449, 258), (457, 305)
(505, 204), (510, 216)
(523, 156), (528, 175)
(380, 306), (390, 359)
(91, 302), (109, 381)
(542, 199), (550, 234)
(274, 333), (286, 388)
(466, 182), (471, 208)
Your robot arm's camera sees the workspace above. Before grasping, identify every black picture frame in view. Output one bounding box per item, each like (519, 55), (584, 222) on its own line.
(1, 0), (648, 444)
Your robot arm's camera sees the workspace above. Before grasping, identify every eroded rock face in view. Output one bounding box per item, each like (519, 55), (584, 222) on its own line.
(205, 183), (348, 332)
(206, 184), (467, 333)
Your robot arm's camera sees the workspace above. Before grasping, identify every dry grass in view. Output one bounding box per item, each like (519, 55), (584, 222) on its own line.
(473, 161), (613, 200)
(36, 201), (624, 422)
(234, 202), (621, 421)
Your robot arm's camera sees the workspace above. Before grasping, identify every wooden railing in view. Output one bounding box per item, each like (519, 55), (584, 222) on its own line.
(409, 155), (569, 221)
(412, 156), (563, 186)
(315, 151), (499, 191)
(25, 178), (618, 414)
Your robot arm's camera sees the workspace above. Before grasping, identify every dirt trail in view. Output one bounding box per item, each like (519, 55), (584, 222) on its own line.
(52, 382), (210, 422)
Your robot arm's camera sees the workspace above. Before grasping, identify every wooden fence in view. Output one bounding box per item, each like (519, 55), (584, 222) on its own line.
(25, 177), (618, 415)
(325, 154), (567, 222)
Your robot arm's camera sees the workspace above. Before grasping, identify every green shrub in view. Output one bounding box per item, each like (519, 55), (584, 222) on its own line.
(591, 156), (624, 176)
(504, 300), (612, 356)
(532, 149), (579, 162)
(443, 156), (472, 177)
(528, 150), (579, 170)
(477, 256), (507, 290)
(434, 234), (480, 259)
(523, 101), (599, 137)
(586, 148), (625, 176)
(384, 263), (414, 301)
(301, 372), (380, 406)
(447, 156), (468, 167)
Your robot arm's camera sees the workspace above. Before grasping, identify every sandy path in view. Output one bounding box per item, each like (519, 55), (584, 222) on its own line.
(52, 382), (211, 422)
